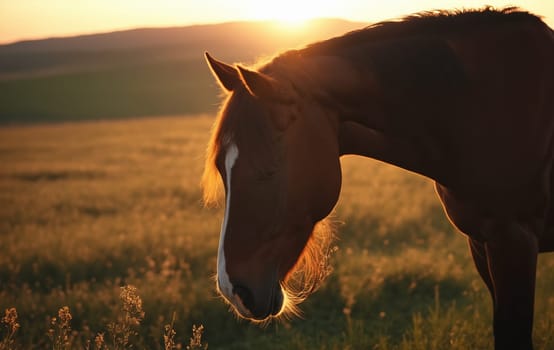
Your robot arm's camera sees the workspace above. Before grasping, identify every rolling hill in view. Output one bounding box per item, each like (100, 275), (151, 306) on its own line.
(0, 19), (365, 124)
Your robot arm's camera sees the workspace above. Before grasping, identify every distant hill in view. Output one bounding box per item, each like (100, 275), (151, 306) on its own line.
(0, 19), (366, 124)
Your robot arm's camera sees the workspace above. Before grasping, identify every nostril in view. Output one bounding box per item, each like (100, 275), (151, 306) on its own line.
(232, 284), (254, 310)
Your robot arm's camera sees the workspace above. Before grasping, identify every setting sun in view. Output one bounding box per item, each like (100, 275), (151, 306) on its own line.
(247, 0), (340, 26)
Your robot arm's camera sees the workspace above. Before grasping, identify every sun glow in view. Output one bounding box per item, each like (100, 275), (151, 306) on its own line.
(248, 0), (339, 30)
(275, 17), (310, 30)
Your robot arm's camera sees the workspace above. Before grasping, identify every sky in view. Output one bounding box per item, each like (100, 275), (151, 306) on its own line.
(1, 0), (553, 44)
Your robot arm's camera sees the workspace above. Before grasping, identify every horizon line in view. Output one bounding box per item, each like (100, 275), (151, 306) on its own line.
(0, 17), (365, 46)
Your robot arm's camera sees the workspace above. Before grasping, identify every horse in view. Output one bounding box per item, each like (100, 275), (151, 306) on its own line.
(202, 7), (554, 349)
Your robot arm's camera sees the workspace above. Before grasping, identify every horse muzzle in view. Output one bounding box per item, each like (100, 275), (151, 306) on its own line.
(219, 279), (284, 320)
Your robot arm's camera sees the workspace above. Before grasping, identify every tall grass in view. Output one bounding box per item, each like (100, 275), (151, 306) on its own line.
(1, 285), (206, 350)
(0, 115), (552, 349)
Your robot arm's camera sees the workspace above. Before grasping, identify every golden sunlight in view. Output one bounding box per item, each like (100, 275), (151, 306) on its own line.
(248, 0), (339, 28)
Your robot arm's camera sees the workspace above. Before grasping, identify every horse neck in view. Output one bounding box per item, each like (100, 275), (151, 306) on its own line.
(276, 53), (450, 184)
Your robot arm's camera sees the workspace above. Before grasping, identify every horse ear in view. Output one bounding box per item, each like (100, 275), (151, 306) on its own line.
(237, 66), (294, 104)
(237, 66), (296, 130)
(205, 52), (241, 91)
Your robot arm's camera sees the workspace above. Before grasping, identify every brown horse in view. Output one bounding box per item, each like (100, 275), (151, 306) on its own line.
(203, 7), (554, 349)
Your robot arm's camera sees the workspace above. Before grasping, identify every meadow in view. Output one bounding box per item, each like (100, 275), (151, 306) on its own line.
(0, 59), (217, 123)
(0, 115), (553, 349)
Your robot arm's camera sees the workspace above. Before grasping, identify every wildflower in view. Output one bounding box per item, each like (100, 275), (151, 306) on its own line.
(1, 309), (19, 331)
(1, 308), (20, 349)
(58, 307), (72, 330)
(48, 306), (73, 350)
(164, 312), (179, 350)
(120, 285), (144, 325)
(94, 333), (105, 350)
(186, 324), (205, 350)
(107, 285), (145, 349)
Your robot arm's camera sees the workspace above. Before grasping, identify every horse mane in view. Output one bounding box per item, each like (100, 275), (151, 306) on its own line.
(201, 103), (226, 207)
(302, 6), (541, 56)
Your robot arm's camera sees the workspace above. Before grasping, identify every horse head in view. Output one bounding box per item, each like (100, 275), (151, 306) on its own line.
(203, 53), (341, 321)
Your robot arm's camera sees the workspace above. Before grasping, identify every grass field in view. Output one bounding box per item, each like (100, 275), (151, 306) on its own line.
(0, 60), (219, 124)
(0, 115), (553, 349)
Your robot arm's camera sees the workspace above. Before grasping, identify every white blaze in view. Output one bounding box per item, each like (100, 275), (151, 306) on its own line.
(217, 143), (239, 299)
